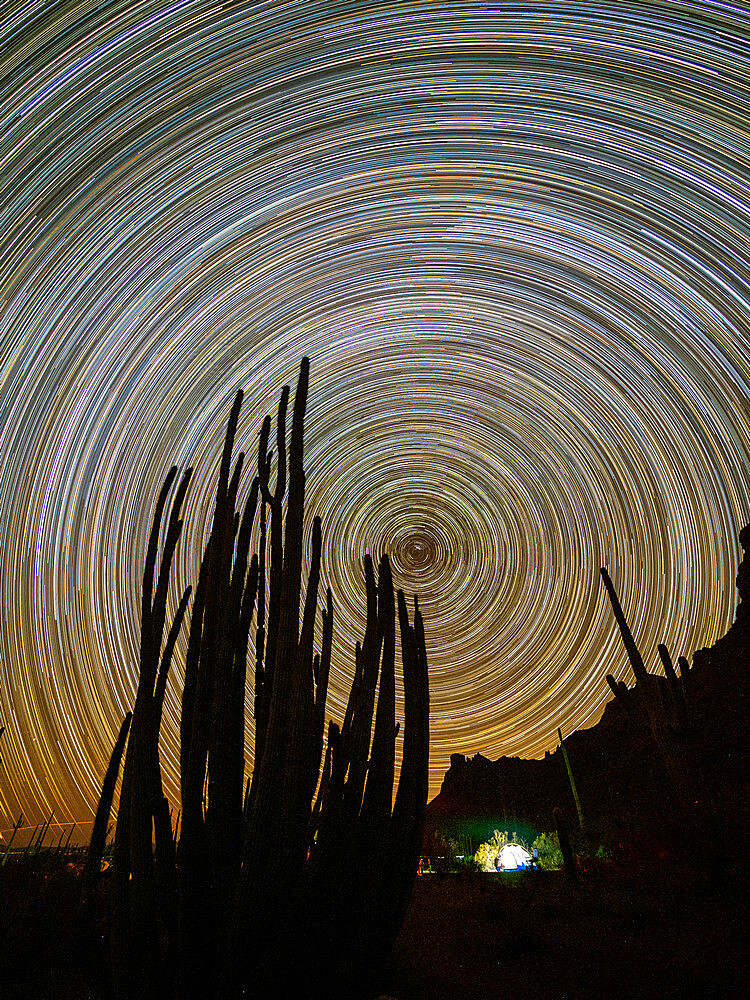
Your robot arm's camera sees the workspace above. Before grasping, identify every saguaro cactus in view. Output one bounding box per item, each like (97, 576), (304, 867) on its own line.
(96, 358), (430, 1000)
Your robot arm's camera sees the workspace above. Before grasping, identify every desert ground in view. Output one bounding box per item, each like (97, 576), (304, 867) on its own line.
(2, 855), (747, 999)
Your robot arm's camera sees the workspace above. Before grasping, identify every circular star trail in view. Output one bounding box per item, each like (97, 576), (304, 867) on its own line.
(1, 1), (750, 837)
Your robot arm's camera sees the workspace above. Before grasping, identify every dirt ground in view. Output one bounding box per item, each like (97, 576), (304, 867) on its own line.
(381, 863), (749, 1000)
(1, 857), (747, 999)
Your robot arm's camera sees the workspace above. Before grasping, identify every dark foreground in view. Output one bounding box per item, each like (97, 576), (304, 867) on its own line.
(383, 863), (747, 1000)
(1, 857), (747, 999)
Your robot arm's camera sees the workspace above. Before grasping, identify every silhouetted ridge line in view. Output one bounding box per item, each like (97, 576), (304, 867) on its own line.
(427, 523), (749, 867)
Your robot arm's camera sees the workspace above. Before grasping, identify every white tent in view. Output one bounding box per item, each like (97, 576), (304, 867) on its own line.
(497, 843), (532, 872)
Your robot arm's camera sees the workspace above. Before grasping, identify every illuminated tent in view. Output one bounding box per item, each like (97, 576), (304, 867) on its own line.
(497, 844), (532, 872)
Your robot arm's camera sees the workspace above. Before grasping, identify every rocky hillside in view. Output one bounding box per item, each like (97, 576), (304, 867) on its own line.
(425, 525), (750, 855)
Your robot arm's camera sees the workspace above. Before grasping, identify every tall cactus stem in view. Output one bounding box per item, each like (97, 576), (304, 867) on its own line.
(600, 567), (648, 681)
(557, 727), (585, 830)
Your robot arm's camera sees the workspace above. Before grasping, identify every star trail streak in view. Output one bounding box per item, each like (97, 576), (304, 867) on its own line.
(1, 1), (749, 834)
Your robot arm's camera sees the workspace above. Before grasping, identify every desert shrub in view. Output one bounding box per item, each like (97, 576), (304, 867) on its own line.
(474, 830), (510, 872)
(456, 855), (482, 874)
(429, 833), (479, 872)
(438, 835), (460, 857)
(531, 832), (563, 871)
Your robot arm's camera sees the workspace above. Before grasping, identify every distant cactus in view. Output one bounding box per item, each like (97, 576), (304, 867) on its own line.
(62, 823), (75, 856)
(98, 358), (430, 1000)
(557, 727), (584, 830)
(600, 567), (693, 745)
(600, 566), (709, 855)
(552, 807), (576, 881)
(1, 813), (23, 865)
(23, 824), (38, 858)
(33, 810), (54, 855)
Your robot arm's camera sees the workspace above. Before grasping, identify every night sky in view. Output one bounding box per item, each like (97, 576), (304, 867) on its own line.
(1, 1), (749, 841)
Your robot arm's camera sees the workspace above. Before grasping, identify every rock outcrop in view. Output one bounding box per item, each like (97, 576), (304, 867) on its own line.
(425, 524), (750, 856)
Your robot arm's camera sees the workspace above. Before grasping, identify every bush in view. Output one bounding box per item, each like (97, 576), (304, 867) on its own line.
(474, 830), (510, 872)
(531, 832), (563, 871)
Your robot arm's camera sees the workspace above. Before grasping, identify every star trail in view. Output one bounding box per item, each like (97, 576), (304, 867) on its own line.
(1, 1), (749, 837)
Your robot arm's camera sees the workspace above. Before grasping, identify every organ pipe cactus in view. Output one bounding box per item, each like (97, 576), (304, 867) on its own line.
(97, 358), (430, 1000)
(600, 566), (708, 851)
(557, 727), (584, 830)
(553, 807), (576, 881)
(83, 712), (131, 888)
(1, 813), (23, 865)
(111, 463), (192, 997)
(600, 568), (691, 738)
(286, 558), (429, 1000)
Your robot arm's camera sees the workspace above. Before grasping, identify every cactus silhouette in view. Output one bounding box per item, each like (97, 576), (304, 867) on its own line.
(83, 712), (131, 889)
(600, 566), (709, 859)
(93, 358), (430, 999)
(552, 807), (576, 881)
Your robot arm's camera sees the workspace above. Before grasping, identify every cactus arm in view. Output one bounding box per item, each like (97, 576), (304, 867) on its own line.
(298, 516), (322, 677)
(343, 554), (384, 817)
(216, 391), (243, 508)
(297, 517), (322, 726)
(557, 727), (585, 830)
(141, 466), (178, 629)
(606, 672), (636, 712)
(600, 567), (648, 682)
(230, 477), (258, 610)
(231, 552), (259, 844)
(84, 712), (132, 887)
(342, 640), (363, 746)
(149, 468), (193, 679)
(553, 807), (577, 880)
(180, 536), (211, 787)
(262, 389), (289, 695)
(227, 451), (245, 521)
(658, 643), (691, 730)
(309, 587), (334, 797)
(361, 554), (397, 829)
(154, 586), (192, 732)
(657, 643), (678, 682)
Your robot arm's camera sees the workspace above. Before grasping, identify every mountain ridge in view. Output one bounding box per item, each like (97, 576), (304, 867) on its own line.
(425, 524), (750, 854)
